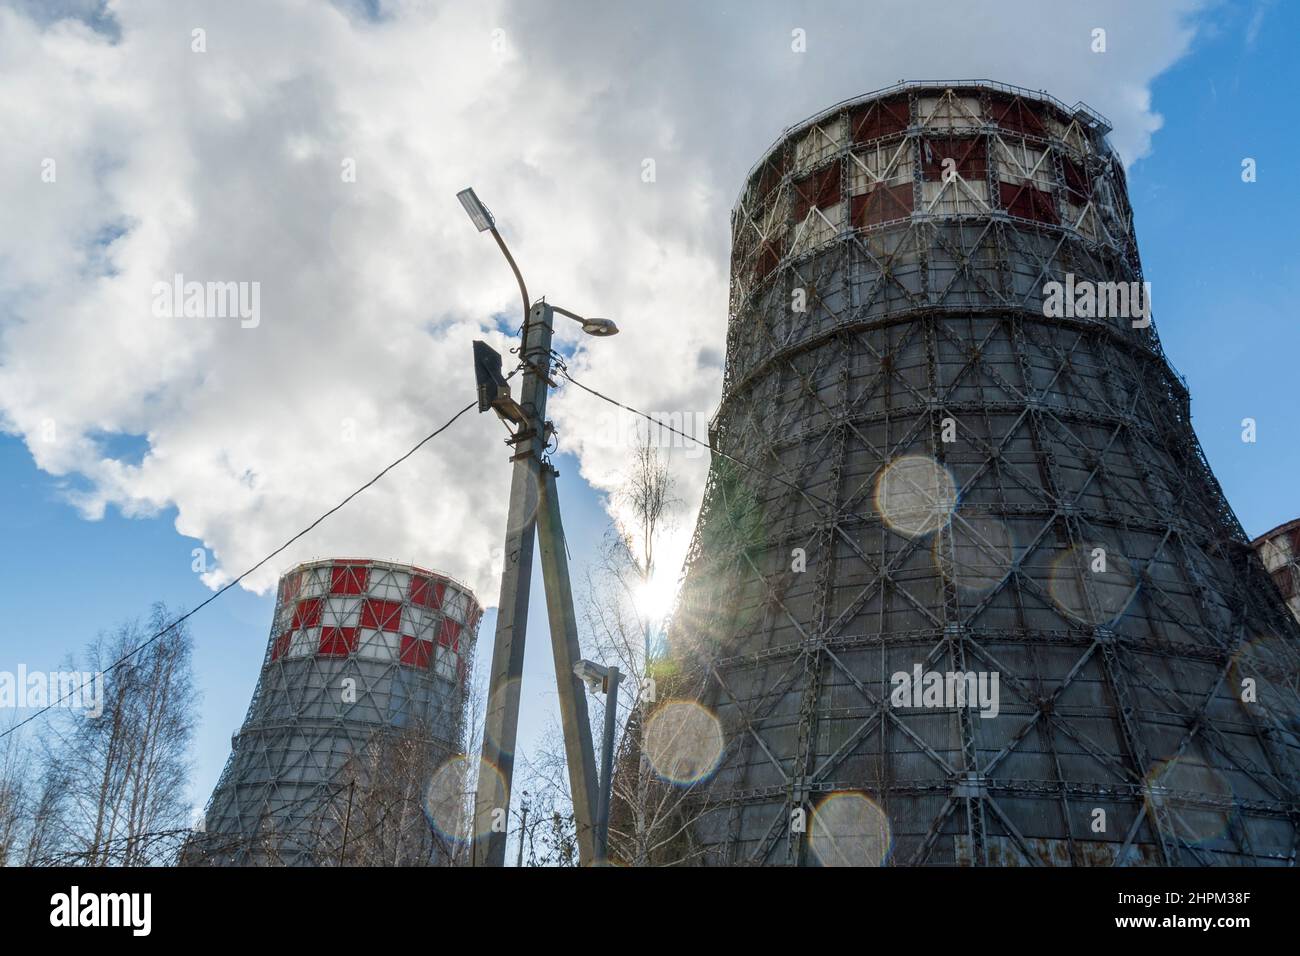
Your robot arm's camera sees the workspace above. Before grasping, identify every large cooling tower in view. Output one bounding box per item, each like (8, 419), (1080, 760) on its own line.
(196, 558), (482, 865)
(669, 81), (1300, 866)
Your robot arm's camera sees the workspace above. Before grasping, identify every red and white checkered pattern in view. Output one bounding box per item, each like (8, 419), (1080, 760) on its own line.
(266, 559), (483, 678)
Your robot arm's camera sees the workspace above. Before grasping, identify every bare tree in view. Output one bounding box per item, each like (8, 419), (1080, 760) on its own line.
(610, 436), (680, 661)
(0, 719), (32, 865)
(538, 806), (578, 867)
(330, 723), (448, 866)
(328, 650), (487, 867)
(522, 436), (714, 865)
(514, 727), (579, 867)
(22, 762), (68, 866)
(448, 653), (488, 865)
(488, 436), (724, 866)
(32, 603), (197, 866)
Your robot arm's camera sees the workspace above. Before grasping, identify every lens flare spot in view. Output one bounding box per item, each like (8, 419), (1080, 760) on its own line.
(1230, 633), (1300, 723)
(808, 792), (892, 867)
(1047, 545), (1136, 626)
(1144, 756), (1235, 846)
(875, 455), (957, 538)
(644, 700), (724, 785)
(424, 754), (506, 842)
(934, 514), (1014, 594)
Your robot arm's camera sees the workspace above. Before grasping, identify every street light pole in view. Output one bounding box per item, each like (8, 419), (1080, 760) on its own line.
(594, 666), (621, 864)
(460, 188), (613, 868)
(574, 658), (620, 865)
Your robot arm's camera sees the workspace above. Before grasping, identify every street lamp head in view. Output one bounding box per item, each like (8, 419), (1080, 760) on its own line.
(579, 317), (619, 337)
(546, 304), (619, 338)
(457, 187), (495, 232)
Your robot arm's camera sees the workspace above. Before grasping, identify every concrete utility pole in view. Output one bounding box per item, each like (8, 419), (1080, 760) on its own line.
(458, 187), (618, 868)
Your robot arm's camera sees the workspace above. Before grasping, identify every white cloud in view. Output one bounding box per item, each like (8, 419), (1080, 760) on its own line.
(0, 0), (1205, 603)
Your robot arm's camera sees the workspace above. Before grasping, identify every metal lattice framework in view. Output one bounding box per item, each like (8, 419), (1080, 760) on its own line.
(195, 558), (482, 865)
(670, 81), (1300, 866)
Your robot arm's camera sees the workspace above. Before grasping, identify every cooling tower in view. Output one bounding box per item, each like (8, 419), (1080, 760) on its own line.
(668, 81), (1300, 866)
(195, 558), (482, 865)
(1253, 520), (1300, 626)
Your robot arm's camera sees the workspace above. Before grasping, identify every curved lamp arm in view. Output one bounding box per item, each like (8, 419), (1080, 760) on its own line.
(489, 226), (530, 331)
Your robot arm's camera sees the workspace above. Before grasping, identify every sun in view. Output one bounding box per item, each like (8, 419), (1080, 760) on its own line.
(634, 573), (679, 623)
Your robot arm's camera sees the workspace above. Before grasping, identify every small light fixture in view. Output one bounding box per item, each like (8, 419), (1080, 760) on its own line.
(579, 317), (619, 337)
(457, 187), (495, 232)
(551, 304), (620, 337)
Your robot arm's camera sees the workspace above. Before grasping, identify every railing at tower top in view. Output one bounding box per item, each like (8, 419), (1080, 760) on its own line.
(734, 79), (1115, 210)
(288, 555), (481, 609)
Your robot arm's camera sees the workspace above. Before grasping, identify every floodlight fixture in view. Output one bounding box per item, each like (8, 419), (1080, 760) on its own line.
(457, 187), (495, 232)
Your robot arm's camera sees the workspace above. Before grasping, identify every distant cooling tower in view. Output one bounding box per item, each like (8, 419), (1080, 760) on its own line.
(1253, 520), (1300, 626)
(669, 81), (1300, 866)
(196, 558), (482, 865)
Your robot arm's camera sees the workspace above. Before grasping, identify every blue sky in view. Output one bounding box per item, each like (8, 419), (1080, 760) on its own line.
(1135, 2), (1299, 540)
(0, 0), (1296, 827)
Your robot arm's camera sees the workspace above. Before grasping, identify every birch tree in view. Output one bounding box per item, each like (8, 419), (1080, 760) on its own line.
(0, 721), (31, 865)
(524, 436), (715, 865)
(34, 603), (197, 866)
